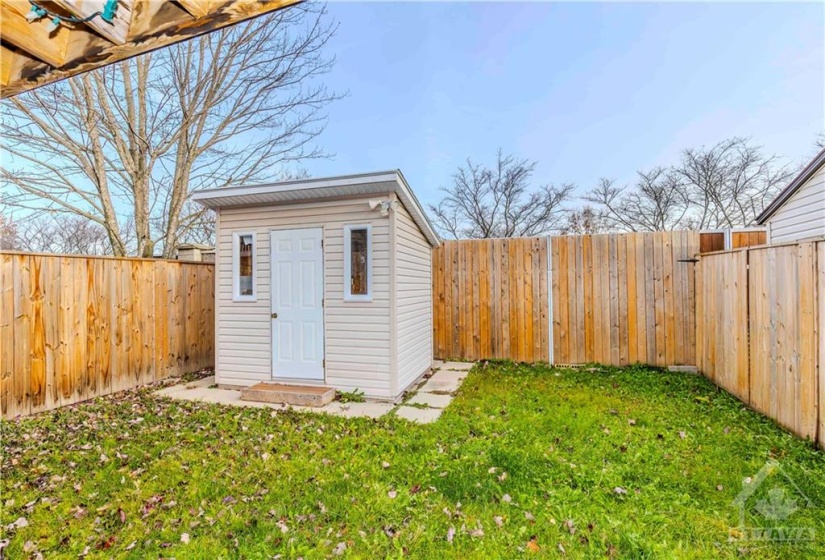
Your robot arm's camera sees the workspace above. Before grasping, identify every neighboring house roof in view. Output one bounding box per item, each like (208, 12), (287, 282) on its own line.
(192, 170), (441, 247)
(756, 147), (825, 224)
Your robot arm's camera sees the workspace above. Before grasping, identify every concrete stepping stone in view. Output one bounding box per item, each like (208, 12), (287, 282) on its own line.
(441, 361), (473, 371)
(407, 392), (452, 409)
(419, 376), (461, 394)
(395, 406), (443, 424)
(431, 369), (468, 382)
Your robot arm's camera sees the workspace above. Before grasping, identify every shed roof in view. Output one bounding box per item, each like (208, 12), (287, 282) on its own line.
(192, 170), (441, 247)
(755, 147), (825, 224)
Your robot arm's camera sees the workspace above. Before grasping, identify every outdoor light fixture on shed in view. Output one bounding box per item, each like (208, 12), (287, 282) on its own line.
(368, 199), (399, 216)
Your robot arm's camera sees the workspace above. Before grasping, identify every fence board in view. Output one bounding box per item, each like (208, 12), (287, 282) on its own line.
(0, 252), (214, 419)
(819, 242), (825, 450)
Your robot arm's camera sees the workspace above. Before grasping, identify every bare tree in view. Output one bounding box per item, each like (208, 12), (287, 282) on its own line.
(1, 2), (339, 258)
(430, 150), (573, 239)
(673, 137), (794, 229)
(561, 205), (608, 235)
(12, 215), (111, 255)
(0, 213), (20, 250)
(584, 168), (689, 232)
(585, 138), (793, 231)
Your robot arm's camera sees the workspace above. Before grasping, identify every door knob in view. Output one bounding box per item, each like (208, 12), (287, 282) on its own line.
(271, 312), (278, 319)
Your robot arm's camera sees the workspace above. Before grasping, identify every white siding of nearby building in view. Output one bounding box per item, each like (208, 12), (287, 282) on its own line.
(215, 196), (394, 399)
(393, 200), (433, 393)
(768, 164), (825, 244)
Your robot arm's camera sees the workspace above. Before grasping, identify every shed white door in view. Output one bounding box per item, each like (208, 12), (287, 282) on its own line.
(270, 228), (324, 380)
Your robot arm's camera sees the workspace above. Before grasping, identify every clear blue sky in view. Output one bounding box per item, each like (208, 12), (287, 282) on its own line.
(303, 1), (824, 207)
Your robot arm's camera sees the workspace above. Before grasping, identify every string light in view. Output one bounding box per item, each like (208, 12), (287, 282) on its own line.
(24, 4), (46, 22)
(26, 0), (118, 31)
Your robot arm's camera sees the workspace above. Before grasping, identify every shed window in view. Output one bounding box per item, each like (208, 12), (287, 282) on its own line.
(344, 224), (372, 301)
(233, 231), (256, 301)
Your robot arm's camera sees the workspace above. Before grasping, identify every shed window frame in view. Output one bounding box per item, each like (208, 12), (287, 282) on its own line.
(343, 224), (372, 302)
(232, 231), (257, 302)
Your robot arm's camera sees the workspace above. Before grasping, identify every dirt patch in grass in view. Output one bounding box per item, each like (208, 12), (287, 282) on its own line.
(2, 362), (823, 558)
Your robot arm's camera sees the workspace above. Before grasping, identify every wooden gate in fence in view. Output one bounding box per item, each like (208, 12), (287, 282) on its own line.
(1, 252), (214, 418)
(432, 230), (698, 367)
(551, 230), (698, 367)
(696, 241), (823, 446)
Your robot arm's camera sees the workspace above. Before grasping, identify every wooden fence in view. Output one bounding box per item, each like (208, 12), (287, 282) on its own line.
(432, 237), (550, 362)
(432, 231), (698, 367)
(696, 241), (823, 447)
(0, 252), (214, 418)
(552, 230), (698, 367)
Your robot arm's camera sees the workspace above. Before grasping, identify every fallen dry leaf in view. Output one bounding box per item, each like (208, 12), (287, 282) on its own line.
(6, 517), (28, 531)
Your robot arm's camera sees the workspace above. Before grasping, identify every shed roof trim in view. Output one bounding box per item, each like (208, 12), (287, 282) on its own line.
(192, 170), (441, 247)
(755, 147), (825, 224)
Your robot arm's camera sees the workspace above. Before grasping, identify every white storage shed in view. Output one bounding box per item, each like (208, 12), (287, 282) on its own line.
(192, 171), (440, 402)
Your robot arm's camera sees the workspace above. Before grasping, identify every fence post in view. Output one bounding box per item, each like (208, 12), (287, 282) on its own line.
(546, 235), (554, 364)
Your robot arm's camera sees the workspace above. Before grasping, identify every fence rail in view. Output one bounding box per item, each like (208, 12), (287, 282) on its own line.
(696, 241), (823, 447)
(1, 252), (214, 418)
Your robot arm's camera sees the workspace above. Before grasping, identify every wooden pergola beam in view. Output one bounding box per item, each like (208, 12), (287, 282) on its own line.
(0, 43), (39, 87)
(0, 0), (301, 98)
(0, 0), (73, 67)
(49, 0), (133, 45)
(175, 0), (211, 18)
(1, 43), (15, 85)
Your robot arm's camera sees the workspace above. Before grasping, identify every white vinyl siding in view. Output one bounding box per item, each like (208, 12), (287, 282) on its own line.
(394, 200), (434, 391)
(215, 196), (393, 398)
(768, 165), (825, 243)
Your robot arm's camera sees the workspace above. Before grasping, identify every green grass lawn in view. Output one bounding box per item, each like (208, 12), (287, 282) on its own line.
(2, 362), (824, 559)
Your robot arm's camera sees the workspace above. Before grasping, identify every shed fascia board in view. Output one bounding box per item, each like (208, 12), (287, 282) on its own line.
(755, 147), (825, 224)
(192, 170), (441, 247)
